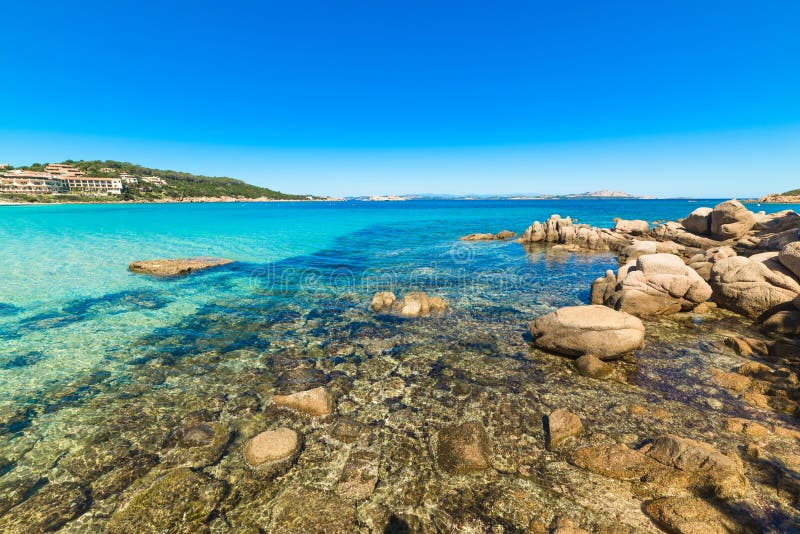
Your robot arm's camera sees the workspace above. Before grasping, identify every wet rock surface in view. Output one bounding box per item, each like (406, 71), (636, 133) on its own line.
(530, 305), (645, 359)
(128, 257), (234, 276)
(107, 468), (226, 533)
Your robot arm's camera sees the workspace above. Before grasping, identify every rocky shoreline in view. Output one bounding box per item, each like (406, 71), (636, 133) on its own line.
(2, 199), (800, 532)
(759, 194), (800, 204)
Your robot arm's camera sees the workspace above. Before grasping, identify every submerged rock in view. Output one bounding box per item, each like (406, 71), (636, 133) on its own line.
(243, 427), (301, 468)
(272, 386), (335, 416)
(545, 409), (583, 450)
(337, 448), (380, 500)
(128, 257), (234, 276)
(570, 443), (651, 480)
(268, 486), (357, 533)
(436, 420), (492, 474)
(574, 354), (613, 379)
(643, 434), (748, 499)
(0, 482), (90, 533)
(529, 305), (645, 359)
(643, 496), (755, 534)
(161, 421), (231, 468)
(107, 468), (226, 534)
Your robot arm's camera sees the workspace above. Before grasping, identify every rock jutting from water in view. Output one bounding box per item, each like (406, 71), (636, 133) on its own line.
(370, 291), (448, 317)
(529, 305), (645, 359)
(128, 257), (234, 276)
(460, 229), (516, 241)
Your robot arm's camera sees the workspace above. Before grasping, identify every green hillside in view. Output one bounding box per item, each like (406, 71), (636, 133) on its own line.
(4, 160), (309, 201)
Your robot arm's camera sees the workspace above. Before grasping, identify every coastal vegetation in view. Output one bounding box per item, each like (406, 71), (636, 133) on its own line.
(1, 160), (309, 202)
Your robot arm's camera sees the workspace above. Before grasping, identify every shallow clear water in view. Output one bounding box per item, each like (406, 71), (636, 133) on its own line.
(1, 199), (799, 531)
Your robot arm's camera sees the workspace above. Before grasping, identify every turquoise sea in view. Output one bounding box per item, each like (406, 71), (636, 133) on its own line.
(1, 199), (799, 531)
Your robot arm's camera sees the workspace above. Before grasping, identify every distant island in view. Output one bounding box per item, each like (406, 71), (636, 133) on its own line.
(352, 190), (647, 201)
(0, 160), (317, 203)
(758, 188), (800, 204)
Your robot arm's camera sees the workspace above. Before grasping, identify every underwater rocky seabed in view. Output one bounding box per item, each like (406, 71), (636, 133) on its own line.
(0, 216), (799, 531)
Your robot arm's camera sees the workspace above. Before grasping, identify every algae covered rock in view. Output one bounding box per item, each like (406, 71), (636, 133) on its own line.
(436, 420), (492, 474)
(574, 354), (613, 379)
(107, 468), (226, 534)
(570, 443), (652, 481)
(529, 305), (645, 359)
(644, 496), (757, 534)
(160, 421), (231, 469)
(545, 408), (583, 450)
(643, 434), (748, 499)
(268, 486), (357, 533)
(0, 482), (90, 533)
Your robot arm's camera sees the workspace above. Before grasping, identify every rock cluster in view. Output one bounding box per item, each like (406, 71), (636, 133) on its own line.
(370, 291), (447, 317)
(520, 215), (629, 252)
(128, 257), (234, 276)
(592, 253), (712, 317)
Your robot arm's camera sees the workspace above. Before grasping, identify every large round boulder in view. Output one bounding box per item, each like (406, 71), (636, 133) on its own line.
(709, 253), (800, 317)
(710, 200), (756, 240)
(529, 305), (645, 360)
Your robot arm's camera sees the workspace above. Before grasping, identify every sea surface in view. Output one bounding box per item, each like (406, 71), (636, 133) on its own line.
(1, 199), (799, 531)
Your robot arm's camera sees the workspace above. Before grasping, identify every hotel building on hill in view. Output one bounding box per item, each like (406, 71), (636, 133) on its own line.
(1, 164), (122, 195)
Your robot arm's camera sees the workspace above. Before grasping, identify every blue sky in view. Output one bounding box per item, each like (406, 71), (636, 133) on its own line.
(1, 0), (799, 197)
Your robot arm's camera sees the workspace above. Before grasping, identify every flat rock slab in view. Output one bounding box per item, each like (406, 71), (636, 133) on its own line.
(272, 386), (335, 417)
(129, 257), (234, 276)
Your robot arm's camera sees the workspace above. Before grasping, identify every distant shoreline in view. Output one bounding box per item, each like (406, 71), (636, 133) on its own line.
(0, 196), (342, 206)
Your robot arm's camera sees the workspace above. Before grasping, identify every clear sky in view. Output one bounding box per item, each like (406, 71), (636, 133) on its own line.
(1, 0), (799, 197)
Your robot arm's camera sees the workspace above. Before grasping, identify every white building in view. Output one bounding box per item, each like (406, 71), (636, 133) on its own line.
(60, 176), (123, 195)
(119, 173), (139, 184)
(0, 173), (67, 194)
(141, 175), (166, 186)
